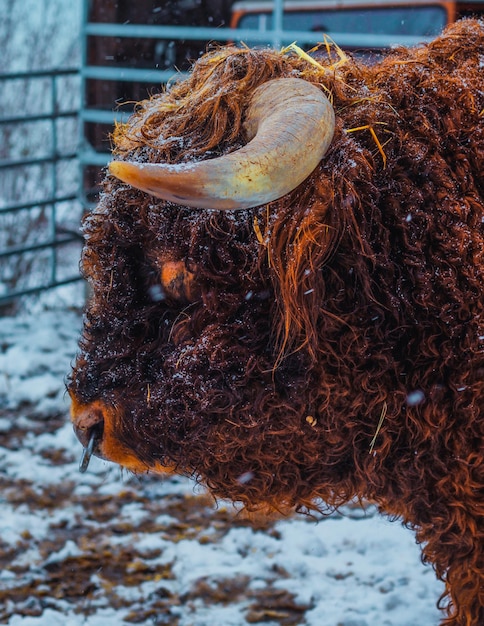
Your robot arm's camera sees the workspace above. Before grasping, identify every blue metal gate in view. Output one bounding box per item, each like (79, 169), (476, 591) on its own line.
(0, 68), (83, 305)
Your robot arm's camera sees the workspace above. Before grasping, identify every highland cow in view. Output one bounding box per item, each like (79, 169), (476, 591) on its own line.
(69, 19), (484, 625)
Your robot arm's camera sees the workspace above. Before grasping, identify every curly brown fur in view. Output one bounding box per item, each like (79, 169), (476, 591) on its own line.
(69, 20), (484, 625)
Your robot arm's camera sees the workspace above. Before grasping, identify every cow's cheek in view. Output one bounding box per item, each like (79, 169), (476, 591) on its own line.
(70, 396), (175, 475)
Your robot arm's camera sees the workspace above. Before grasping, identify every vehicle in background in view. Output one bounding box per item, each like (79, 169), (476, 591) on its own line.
(230, 1), (455, 50)
(230, 0), (484, 46)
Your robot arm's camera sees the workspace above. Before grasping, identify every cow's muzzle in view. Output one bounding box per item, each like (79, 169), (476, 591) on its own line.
(70, 395), (173, 475)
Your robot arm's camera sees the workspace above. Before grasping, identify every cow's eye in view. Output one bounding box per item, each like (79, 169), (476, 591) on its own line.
(156, 260), (197, 302)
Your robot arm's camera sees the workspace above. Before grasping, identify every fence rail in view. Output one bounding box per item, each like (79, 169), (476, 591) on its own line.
(0, 68), (83, 306)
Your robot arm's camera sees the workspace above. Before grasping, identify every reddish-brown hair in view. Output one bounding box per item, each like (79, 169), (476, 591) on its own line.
(71, 20), (484, 625)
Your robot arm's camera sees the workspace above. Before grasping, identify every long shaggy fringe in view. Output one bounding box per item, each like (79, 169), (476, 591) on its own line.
(71, 20), (484, 626)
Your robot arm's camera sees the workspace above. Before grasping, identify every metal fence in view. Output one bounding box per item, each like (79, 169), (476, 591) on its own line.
(0, 68), (83, 306)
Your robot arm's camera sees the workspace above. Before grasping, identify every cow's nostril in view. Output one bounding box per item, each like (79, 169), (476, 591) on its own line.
(73, 407), (104, 448)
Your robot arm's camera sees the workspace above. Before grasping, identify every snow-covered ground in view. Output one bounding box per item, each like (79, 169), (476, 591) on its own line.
(0, 308), (445, 625)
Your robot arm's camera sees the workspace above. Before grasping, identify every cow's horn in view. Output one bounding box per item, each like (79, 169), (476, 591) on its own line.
(109, 77), (335, 210)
